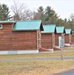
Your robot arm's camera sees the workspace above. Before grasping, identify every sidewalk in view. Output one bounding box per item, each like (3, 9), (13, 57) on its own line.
(0, 57), (74, 62)
(57, 69), (74, 75)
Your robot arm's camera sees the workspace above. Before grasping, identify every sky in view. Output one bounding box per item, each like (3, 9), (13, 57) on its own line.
(0, 0), (74, 19)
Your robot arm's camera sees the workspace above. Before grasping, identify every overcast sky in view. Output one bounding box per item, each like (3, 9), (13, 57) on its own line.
(0, 0), (74, 19)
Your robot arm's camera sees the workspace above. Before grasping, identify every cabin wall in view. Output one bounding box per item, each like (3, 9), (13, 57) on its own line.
(55, 33), (61, 46)
(65, 34), (71, 44)
(0, 23), (13, 50)
(41, 33), (53, 49)
(65, 34), (69, 43)
(12, 31), (37, 50)
(71, 35), (74, 44)
(0, 23), (38, 51)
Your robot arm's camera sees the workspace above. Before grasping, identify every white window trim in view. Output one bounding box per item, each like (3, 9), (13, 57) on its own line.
(0, 25), (3, 29)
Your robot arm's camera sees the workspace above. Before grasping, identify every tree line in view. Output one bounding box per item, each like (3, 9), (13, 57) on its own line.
(0, 2), (74, 30)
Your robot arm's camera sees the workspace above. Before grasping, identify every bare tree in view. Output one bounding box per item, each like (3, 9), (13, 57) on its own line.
(11, 1), (33, 20)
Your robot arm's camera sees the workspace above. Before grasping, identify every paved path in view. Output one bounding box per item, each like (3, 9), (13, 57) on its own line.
(57, 69), (74, 75)
(0, 57), (74, 62)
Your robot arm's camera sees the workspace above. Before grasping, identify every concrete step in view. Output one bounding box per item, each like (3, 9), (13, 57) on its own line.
(39, 47), (54, 53)
(64, 44), (70, 47)
(54, 46), (61, 50)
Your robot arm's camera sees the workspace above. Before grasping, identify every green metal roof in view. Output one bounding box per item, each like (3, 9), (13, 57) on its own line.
(41, 24), (56, 33)
(0, 21), (16, 23)
(12, 20), (42, 31)
(65, 29), (71, 34)
(56, 26), (65, 33)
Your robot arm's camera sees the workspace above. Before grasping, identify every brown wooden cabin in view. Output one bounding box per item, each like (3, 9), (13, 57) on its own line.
(54, 26), (65, 50)
(41, 24), (56, 50)
(64, 29), (72, 46)
(0, 20), (43, 54)
(71, 31), (74, 44)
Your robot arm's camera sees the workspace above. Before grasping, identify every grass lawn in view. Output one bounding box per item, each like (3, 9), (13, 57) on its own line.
(0, 60), (74, 75)
(0, 46), (74, 75)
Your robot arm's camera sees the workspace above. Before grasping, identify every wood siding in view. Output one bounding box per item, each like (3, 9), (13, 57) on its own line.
(71, 35), (74, 43)
(41, 33), (54, 49)
(65, 34), (69, 43)
(65, 34), (71, 44)
(0, 23), (13, 50)
(12, 31), (37, 50)
(0, 23), (39, 51)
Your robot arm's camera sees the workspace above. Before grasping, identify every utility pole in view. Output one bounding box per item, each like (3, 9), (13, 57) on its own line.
(61, 48), (63, 60)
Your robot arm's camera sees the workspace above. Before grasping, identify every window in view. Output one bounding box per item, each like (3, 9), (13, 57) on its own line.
(0, 25), (3, 29)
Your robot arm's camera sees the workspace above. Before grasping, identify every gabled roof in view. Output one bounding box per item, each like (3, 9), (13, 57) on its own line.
(41, 24), (56, 33)
(56, 26), (65, 33)
(65, 29), (71, 34)
(12, 20), (43, 31)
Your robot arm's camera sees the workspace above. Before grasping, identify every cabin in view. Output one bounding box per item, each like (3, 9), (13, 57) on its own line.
(71, 31), (74, 44)
(0, 20), (43, 54)
(0, 21), (15, 54)
(64, 29), (72, 46)
(41, 24), (56, 50)
(71, 35), (74, 44)
(54, 26), (65, 50)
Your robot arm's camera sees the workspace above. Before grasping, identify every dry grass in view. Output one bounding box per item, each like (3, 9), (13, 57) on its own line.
(0, 47), (74, 75)
(64, 46), (74, 50)
(0, 60), (74, 75)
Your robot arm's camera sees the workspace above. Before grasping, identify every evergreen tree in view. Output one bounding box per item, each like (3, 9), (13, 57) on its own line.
(0, 4), (10, 20)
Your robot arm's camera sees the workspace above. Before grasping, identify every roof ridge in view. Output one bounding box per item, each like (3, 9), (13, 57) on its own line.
(56, 26), (64, 27)
(16, 20), (42, 22)
(65, 28), (71, 29)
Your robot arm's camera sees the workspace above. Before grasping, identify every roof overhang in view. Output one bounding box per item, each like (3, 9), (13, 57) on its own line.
(0, 21), (16, 24)
(65, 29), (72, 34)
(56, 26), (65, 34)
